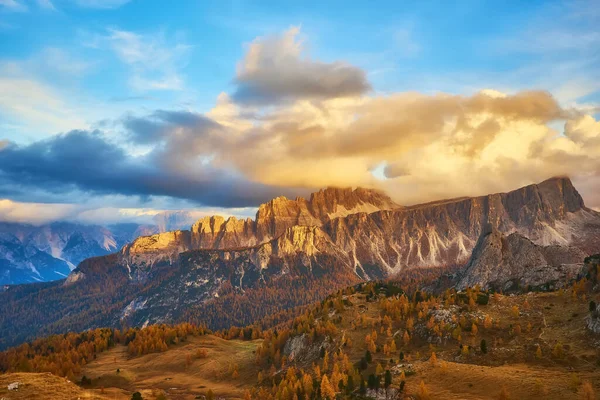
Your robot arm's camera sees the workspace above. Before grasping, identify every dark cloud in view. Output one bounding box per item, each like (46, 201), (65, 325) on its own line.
(0, 129), (305, 208)
(232, 27), (371, 105)
(122, 110), (221, 144)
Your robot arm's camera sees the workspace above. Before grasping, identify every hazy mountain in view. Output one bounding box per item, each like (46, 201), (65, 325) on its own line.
(0, 222), (159, 285)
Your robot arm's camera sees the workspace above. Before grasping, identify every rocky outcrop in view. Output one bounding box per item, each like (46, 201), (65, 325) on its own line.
(120, 230), (192, 271)
(123, 187), (399, 260)
(457, 226), (586, 291)
(587, 304), (600, 334)
(320, 177), (598, 274)
(189, 187), (399, 249)
(119, 177), (600, 278)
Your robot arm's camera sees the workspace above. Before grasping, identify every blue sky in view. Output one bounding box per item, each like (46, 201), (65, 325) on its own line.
(0, 0), (599, 225)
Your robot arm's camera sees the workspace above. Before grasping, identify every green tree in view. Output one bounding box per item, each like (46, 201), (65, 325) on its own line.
(131, 393), (143, 400)
(590, 301), (597, 313)
(346, 375), (354, 393)
(480, 339), (487, 354)
(359, 377), (366, 394)
(384, 370), (392, 388)
(365, 350), (372, 363)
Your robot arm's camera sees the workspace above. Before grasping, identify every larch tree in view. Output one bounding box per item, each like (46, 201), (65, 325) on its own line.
(429, 352), (437, 367)
(320, 375), (336, 400)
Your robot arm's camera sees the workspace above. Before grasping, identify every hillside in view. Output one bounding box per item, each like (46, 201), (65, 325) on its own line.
(1, 178), (599, 351)
(1, 274), (599, 399)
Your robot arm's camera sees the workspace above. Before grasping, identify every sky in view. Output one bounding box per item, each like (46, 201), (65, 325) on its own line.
(0, 0), (599, 225)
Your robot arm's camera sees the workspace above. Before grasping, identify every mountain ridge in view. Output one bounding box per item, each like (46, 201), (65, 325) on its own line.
(1, 177), (598, 350)
(120, 177), (599, 275)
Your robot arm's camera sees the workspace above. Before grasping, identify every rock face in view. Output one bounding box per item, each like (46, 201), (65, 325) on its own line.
(188, 187), (399, 249)
(587, 304), (600, 334)
(3, 177), (599, 350)
(123, 178), (600, 277)
(107, 177), (600, 320)
(121, 187), (399, 269)
(457, 226), (586, 291)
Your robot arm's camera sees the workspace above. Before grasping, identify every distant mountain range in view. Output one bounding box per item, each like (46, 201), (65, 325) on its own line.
(1, 177), (598, 350)
(0, 211), (205, 285)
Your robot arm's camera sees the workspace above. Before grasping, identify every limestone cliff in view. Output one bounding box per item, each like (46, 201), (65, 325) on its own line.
(456, 226), (586, 291)
(120, 177), (600, 276)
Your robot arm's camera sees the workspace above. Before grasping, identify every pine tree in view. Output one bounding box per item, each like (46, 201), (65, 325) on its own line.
(403, 330), (410, 345)
(535, 345), (542, 359)
(384, 370), (392, 388)
(480, 339), (487, 354)
(131, 392), (143, 400)
(552, 343), (564, 359)
(320, 375), (336, 400)
(365, 350), (372, 363)
(419, 380), (430, 400)
(429, 352), (437, 366)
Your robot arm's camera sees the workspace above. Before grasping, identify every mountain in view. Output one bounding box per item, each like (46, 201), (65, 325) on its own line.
(0, 222), (157, 285)
(456, 226), (587, 291)
(121, 177), (598, 279)
(0, 178), (598, 350)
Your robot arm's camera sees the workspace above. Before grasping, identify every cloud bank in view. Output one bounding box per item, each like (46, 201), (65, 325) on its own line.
(1, 26), (600, 225)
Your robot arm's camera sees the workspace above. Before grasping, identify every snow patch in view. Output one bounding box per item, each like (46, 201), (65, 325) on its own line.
(121, 298), (148, 319)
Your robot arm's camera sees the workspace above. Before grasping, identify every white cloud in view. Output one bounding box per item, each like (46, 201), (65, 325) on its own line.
(71, 0), (131, 9)
(0, 0), (27, 12)
(0, 199), (76, 225)
(106, 28), (191, 92)
(0, 77), (88, 138)
(37, 0), (55, 10)
(232, 26), (370, 104)
(0, 197), (256, 226)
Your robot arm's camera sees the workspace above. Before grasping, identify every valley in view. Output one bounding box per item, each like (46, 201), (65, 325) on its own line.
(1, 178), (599, 399)
(1, 277), (599, 399)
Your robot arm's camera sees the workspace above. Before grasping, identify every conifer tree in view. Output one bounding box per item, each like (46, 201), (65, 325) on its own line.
(320, 375), (336, 400)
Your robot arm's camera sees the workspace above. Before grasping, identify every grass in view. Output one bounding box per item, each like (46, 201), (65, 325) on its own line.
(79, 334), (260, 399)
(1, 289), (598, 399)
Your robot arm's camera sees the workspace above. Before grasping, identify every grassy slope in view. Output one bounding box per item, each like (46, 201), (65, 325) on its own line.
(80, 335), (259, 400)
(1, 290), (599, 399)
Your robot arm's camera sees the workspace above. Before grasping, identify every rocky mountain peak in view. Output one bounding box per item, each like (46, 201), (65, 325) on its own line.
(457, 225), (586, 291)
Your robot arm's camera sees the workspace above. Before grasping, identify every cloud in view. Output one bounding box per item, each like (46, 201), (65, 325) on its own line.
(206, 88), (600, 208)
(0, 77), (88, 137)
(232, 26), (371, 105)
(37, 0), (55, 10)
(106, 28), (191, 91)
(122, 109), (221, 145)
(0, 0), (27, 12)
(0, 198), (255, 226)
(0, 129), (306, 208)
(71, 0), (131, 9)
(0, 199), (76, 225)
(2, 26), (600, 221)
